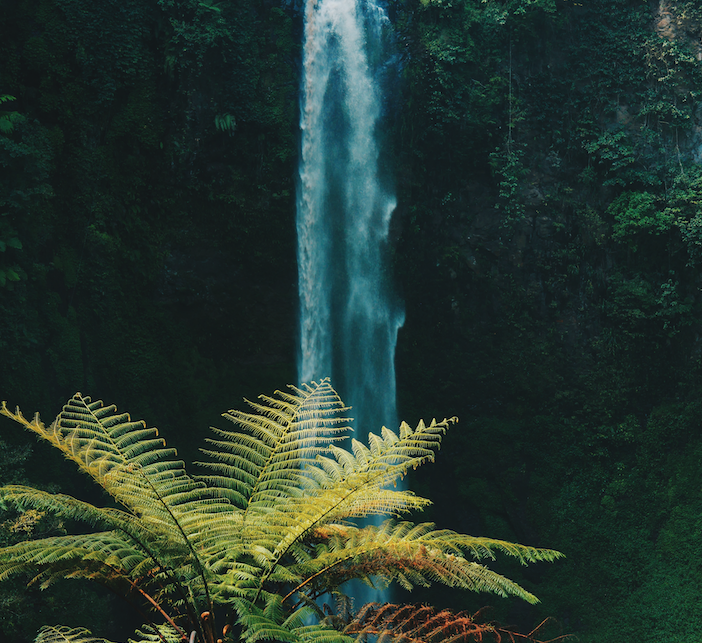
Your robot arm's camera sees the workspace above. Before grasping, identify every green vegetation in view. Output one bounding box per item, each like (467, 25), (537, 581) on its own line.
(393, 1), (702, 641)
(0, 380), (561, 642)
(0, 0), (298, 438)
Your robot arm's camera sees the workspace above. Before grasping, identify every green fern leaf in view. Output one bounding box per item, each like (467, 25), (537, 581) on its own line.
(198, 379), (352, 508)
(127, 624), (184, 643)
(34, 625), (115, 643)
(0, 531), (151, 584)
(0, 485), (151, 536)
(232, 598), (353, 643)
(286, 520), (562, 604)
(0, 395), (230, 593)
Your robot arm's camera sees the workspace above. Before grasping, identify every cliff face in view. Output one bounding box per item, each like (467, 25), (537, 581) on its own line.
(1, 0), (702, 640)
(0, 0), (301, 447)
(392, 1), (702, 640)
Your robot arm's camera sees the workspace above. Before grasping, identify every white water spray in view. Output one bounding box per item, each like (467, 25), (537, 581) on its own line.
(297, 0), (403, 447)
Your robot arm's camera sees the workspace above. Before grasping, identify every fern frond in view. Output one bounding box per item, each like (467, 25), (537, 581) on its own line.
(311, 418), (455, 519)
(0, 485), (154, 539)
(34, 625), (115, 643)
(127, 624), (184, 643)
(0, 531), (152, 584)
(293, 626), (353, 643)
(1, 397), (202, 520)
(197, 379), (351, 508)
(237, 608), (302, 643)
(285, 521), (562, 604)
(280, 602), (354, 643)
(244, 418), (453, 596)
(345, 420), (446, 495)
(232, 597), (353, 643)
(1, 394), (232, 614)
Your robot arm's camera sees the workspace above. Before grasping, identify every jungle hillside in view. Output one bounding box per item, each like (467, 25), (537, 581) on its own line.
(2, 0), (702, 641)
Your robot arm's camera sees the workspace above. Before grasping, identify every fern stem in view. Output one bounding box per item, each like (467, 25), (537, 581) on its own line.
(114, 525), (202, 636)
(86, 561), (184, 643)
(200, 611), (217, 643)
(282, 552), (359, 603)
(124, 575), (187, 639)
(88, 571), (173, 643)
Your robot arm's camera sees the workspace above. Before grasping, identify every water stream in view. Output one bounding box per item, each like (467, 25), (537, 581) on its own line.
(296, 0), (402, 447)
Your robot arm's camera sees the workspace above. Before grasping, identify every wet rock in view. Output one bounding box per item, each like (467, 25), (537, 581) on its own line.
(536, 215), (556, 239)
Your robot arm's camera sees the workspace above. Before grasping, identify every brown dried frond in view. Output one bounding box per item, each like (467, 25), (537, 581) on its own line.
(344, 603), (572, 643)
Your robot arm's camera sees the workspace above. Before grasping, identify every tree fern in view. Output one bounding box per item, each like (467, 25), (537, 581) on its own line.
(0, 379), (563, 643)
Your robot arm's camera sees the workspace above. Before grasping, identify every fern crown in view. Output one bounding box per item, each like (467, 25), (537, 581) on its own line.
(0, 379), (563, 643)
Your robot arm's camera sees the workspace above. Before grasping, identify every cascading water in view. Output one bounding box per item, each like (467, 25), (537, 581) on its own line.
(296, 0), (403, 449)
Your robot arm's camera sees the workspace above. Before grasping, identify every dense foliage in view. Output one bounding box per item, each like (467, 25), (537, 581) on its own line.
(1, 0), (702, 641)
(392, 1), (702, 641)
(0, 0), (299, 438)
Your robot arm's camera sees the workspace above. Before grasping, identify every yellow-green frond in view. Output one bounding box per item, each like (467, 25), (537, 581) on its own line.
(0, 531), (153, 585)
(305, 417), (453, 521)
(2, 395), (233, 547)
(292, 625), (353, 643)
(232, 596), (353, 643)
(197, 379), (352, 508)
(0, 485), (152, 541)
(285, 521), (562, 604)
(127, 624), (183, 643)
(247, 420), (451, 575)
(34, 625), (115, 643)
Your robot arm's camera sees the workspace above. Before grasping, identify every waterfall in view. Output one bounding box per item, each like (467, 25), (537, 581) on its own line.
(296, 0), (403, 447)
